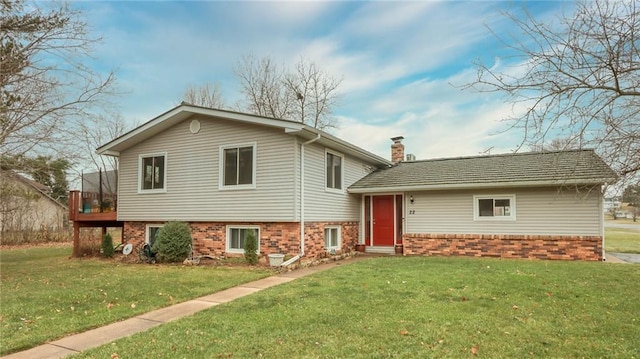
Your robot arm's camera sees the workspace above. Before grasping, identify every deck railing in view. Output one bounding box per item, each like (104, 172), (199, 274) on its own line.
(69, 190), (117, 221)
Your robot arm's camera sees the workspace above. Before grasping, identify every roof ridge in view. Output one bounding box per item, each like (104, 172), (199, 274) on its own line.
(403, 148), (594, 164)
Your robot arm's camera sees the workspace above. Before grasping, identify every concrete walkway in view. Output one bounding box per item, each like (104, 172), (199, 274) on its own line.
(3, 258), (365, 359)
(607, 252), (640, 264)
(605, 252), (628, 264)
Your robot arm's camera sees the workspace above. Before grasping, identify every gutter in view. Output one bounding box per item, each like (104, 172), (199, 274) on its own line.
(348, 179), (614, 194)
(286, 133), (321, 265)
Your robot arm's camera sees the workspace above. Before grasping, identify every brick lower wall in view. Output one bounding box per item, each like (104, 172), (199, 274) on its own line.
(402, 233), (603, 261)
(122, 221), (358, 261)
(303, 221), (358, 260)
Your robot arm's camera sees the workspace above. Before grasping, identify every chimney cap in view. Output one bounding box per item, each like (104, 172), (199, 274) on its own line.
(391, 136), (404, 143)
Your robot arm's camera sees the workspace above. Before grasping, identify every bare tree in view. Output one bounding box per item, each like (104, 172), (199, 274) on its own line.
(1, 0), (116, 157)
(182, 82), (226, 109)
(530, 137), (580, 152)
(235, 55), (341, 129)
(284, 57), (341, 130)
(74, 112), (131, 195)
(467, 0), (639, 181)
(235, 55), (293, 119)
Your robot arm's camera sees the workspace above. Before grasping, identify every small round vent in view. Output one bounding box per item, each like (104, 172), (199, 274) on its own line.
(189, 120), (201, 134)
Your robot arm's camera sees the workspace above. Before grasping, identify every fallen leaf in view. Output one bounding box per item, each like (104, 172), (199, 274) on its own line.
(471, 344), (479, 355)
(107, 302), (114, 309)
(461, 296), (468, 302)
(110, 353), (119, 359)
(399, 330), (409, 336)
(512, 305), (519, 310)
(130, 303), (136, 309)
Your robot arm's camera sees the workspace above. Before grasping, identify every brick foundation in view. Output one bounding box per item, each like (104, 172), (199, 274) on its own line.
(122, 221), (358, 261)
(402, 233), (603, 261)
(303, 221), (359, 260)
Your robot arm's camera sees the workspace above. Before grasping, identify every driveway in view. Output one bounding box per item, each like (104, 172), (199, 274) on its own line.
(605, 222), (640, 231)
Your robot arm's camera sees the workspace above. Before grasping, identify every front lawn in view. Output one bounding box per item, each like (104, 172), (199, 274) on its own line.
(605, 227), (640, 253)
(75, 257), (639, 358)
(0, 245), (274, 355)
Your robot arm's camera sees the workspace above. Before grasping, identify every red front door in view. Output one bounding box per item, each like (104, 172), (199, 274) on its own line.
(373, 195), (395, 246)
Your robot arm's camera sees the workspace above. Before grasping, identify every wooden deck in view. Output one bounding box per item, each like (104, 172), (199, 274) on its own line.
(69, 190), (123, 257)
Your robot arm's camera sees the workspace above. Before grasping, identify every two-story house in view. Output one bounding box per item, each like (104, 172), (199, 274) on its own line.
(70, 104), (617, 262)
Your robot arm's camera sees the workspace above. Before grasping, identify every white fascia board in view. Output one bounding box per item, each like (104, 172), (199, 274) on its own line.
(348, 179), (608, 194)
(96, 104), (305, 155)
(288, 127), (391, 167)
(96, 105), (188, 155)
(97, 150), (120, 157)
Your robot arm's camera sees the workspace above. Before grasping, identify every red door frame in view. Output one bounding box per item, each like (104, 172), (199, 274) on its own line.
(364, 194), (403, 247)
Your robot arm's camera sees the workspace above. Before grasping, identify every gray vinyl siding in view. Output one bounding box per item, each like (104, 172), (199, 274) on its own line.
(405, 187), (602, 236)
(302, 143), (370, 222)
(118, 116), (297, 222)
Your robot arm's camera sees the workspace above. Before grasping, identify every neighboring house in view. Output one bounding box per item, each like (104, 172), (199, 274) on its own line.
(76, 104), (616, 262)
(603, 197), (622, 214)
(0, 170), (68, 232)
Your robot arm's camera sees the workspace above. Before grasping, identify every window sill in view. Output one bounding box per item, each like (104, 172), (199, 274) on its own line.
(219, 184), (256, 191)
(473, 216), (516, 221)
(325, 187), (345, 194)
(137, 189), (167, 194)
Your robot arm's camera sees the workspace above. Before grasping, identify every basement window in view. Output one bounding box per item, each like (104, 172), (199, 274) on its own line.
(226, 226), (260, 254)
(325, 226), (341, 250)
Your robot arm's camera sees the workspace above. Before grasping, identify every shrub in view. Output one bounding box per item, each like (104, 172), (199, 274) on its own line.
(152, 221), (192, 263)
(244, 230), (259, 265)
(101, 233), (114, 258)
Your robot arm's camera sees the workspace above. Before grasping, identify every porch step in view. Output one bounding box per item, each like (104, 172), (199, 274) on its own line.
(365, 246), (395, 255)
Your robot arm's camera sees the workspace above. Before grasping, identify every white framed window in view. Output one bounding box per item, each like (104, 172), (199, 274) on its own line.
(324, 225), (341, 250)
(473, 195), (516, 220)
(138, 152), (167, 193)
(219, 143), (256, 190)
(325, 150), (343, 192)
(226, 226), (260, 254)
(145, 224), (164, 246)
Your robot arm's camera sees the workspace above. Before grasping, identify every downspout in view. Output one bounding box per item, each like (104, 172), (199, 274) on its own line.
(282, 133), (321, 267)
(601, 184), (607, 261)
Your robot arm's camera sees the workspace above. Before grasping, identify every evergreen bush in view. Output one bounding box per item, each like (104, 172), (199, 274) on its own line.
(244, 230), (259, 265)
(101, 233), (114, 258)
(152, 221), (192, 263)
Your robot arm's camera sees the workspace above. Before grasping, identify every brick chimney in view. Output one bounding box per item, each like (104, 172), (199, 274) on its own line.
(391, 136), (405, 163)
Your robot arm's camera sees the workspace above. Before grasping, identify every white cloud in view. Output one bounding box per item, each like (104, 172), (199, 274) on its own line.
(333, 64), (525, 161)
(74, 1), (566, 160)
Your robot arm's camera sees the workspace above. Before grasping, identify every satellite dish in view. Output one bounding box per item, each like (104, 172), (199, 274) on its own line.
(122, 243), (133, 255)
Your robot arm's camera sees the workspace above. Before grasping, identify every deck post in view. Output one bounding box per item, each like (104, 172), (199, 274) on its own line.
(73, 222), (80, 257)
(69, 190), (80, 221)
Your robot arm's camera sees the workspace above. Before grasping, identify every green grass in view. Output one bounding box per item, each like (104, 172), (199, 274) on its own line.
(74, 257), (639, 359)
(605, 227), (640, 253)
(0, 246), (274, 355)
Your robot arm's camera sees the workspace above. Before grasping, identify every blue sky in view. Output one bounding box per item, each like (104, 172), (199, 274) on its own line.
(75, 1), (572, 161)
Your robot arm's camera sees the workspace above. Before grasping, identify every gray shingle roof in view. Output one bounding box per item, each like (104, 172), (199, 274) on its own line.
(349, 149), (617, 192)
